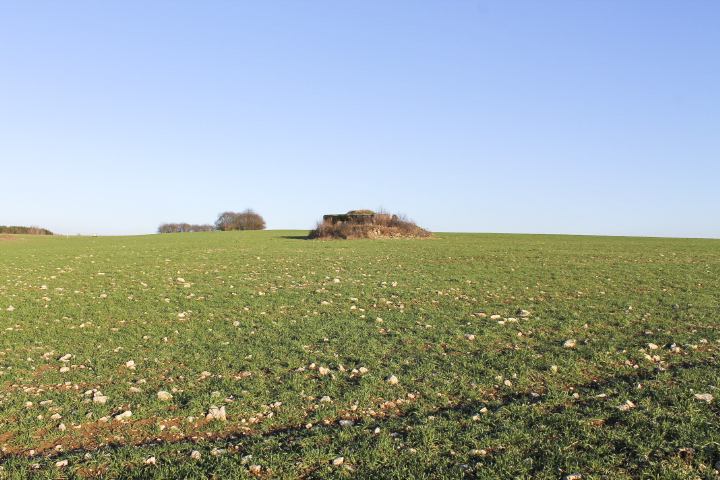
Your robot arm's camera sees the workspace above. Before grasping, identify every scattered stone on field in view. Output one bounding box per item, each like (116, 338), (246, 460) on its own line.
(563, 474), (582, 480)
(339, 419), (354, 427)
(40, 400), (53, 406)
(358, 367), (369, 374)
(332, 456), (344, 465)
(207, 405), (227, 421)
(177, 278), (185, 282)
(518, 309), (530, 317)
(464, 334), (476, 341)
(93, 395), (108, 404)
(386, 374), (399, 385)
(99, 294), (107, 298)
(98, 416), (110, 423)
(115, 410), (132, 421)
(59, 366), (70, 373)
(129, 387), (142, 393)
(249, 465), (262, 473)
(471, 449), (488, 456)
(190, 450), (201, 460)
(550, 364), (557, 374)
(617, 400), (636, 411)
(320, 396), (332, 403)
(6, 306), (14, 311)
(503, 380), (512, 387)
(211, 448), (226, 456)
(374, 427), (381, 434)
(490, 314), (501, 320)
(157, 391), (173, 401)
(125, 360), (135, 369)
(695, 393), (713, 403)
(563, 339), (577, 348)
(337, 364), (346, 372)
(51, 413), (62, 420)
(678, 447), (695, 458)
(376, 317), (383, 322)
(84, 453), (92, 460)
(648, 343), (659, 350)
(670, 343), (681, 353)
(145, 457), (157, 465)
(59, 354), (72, 362)
(472, 407), (489, 421)
(58, 423), (66, 431)
(318, 366), (330, 375)
(55, 460), (69, 468)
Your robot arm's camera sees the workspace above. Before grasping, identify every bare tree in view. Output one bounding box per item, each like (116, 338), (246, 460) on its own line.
(215, 212), (239, 231)
(235, 209), (266, 230)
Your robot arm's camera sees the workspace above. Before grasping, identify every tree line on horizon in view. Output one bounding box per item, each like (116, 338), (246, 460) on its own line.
(0, 225), (54, 235)
(158, 209), (266, 234)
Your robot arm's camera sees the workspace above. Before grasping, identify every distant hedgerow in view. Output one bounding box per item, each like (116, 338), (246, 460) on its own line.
(0, 225), (54, 235)
(215, 209), (266, 231)
(158, 209), (266, 234)
(157, 223), (215, 234)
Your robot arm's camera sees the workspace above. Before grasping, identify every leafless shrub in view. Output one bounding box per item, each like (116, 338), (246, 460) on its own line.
(235, 209), (266, 230)
(158, 223), (217, 234)
(214, 212), (239, 231)
(215, 209), (266, 231)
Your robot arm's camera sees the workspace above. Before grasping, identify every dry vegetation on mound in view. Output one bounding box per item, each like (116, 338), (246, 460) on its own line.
(309, 210), (432, 239)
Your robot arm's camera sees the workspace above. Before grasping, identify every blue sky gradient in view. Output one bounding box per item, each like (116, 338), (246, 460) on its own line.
(2, 1), (718, 237)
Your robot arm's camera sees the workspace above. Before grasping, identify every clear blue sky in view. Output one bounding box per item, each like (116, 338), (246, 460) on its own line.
(2, 1), (718, 238)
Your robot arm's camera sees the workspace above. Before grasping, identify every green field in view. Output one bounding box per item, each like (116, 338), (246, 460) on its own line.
(0, 231), (718, 479)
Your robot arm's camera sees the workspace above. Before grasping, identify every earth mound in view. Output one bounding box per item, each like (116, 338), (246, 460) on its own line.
(309, 210), (432, 240)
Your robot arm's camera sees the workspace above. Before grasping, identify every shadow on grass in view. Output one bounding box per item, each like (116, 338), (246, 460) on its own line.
(279, 235), (311, 240)
(11, 360), (718, 479)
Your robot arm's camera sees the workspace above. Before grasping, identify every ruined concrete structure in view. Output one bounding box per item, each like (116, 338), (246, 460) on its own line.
(323, 211), (398, 225)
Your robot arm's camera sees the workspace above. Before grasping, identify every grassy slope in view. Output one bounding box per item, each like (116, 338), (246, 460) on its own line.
(0, 231), (718, 479)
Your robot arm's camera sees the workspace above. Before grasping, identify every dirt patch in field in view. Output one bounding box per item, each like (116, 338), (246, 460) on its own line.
(0, 235), (16, 242)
